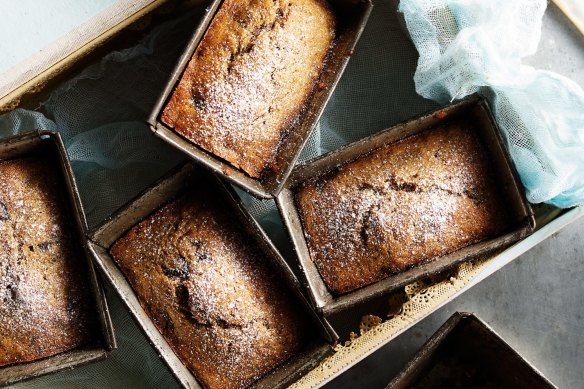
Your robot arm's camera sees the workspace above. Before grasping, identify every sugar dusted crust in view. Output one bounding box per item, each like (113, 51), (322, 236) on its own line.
(295, 122), (512, 295)
(110, 189), (308, 389)
(0, 157), (93, 367)
(161, 0), (336, 178)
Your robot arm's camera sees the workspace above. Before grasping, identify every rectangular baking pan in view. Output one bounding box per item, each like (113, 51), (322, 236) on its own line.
(276, 95), (536, 316)
(386, 312), (557, 388)
(147, 0), (373, 199)
(87, 162), (339, 389)
(0, 131), (116, 386)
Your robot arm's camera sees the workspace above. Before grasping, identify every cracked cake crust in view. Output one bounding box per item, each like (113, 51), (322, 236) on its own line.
(161, 0), (336, 179)
(110, 188), (309, 389)
(294, 121), (512, 295)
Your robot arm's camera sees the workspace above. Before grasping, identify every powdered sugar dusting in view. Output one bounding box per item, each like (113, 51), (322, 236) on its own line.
(0, 157), (92, 366)
(110, 187), (308, 389)
(295, 122), (512, 294)
(162, 0), (336, 178)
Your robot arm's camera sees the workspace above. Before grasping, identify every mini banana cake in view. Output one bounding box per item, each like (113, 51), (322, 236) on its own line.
(0, 157), (93, 367)
(110, 187), (309, 389)
(161, 0), (337, 179)
(295, 121), (512, 294)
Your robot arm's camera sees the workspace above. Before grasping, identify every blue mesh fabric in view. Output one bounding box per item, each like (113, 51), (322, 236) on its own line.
(399, 0), (584, 207)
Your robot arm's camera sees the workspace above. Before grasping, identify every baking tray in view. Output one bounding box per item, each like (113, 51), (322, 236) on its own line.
(147, 0), (373, 199)
(386, 312), (557, 388)
(86, 162), (339, 389)
(0, 131), (116, 386)
(276, 96), (536, 316)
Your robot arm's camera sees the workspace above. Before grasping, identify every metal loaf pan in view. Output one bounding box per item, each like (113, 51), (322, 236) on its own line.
(148, 0), (373, 199)
(276, 95), (536, 316)
(386, 312), (557, 388)
(0, 131), (116, 386)
(86, 163), (339, 389)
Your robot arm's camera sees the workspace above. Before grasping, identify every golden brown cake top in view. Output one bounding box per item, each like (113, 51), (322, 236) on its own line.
(110, 188), (308, 389)
(295, 121), (512, 294)
(0, 157), (93, 367)
(161, 0), (336, 178)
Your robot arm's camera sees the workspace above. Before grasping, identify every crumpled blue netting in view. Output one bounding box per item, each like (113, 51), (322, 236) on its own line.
(399, 0), (584, 208)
